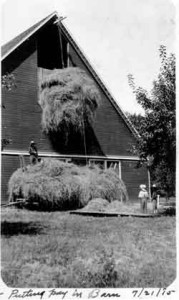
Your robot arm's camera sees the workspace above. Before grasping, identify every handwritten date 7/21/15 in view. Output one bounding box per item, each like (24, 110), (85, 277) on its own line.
(132, 288), (175, 297)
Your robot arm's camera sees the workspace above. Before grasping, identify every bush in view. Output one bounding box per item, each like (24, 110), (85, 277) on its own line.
(8, 159), (128, 210)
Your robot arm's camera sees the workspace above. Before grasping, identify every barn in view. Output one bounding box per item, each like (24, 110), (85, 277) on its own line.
(1, 11), (148, 203)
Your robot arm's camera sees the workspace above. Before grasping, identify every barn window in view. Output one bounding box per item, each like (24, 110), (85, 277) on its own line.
(88, 159), (121, 177)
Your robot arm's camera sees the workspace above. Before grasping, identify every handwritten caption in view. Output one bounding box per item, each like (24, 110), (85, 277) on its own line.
(0, 287), (176, 299)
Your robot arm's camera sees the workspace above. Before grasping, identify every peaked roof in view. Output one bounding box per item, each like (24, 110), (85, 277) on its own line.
(1, 12), (139, 140)
(1, 11), (58, 60)
(60, 23), (140, 140)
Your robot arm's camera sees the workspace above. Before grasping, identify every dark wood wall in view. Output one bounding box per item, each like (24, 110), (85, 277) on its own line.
(1, 155), (27, 203)
(1, 21), (146, 203)
(2, 36), (53, 153)
(121, 161), (148, 200)
(68, 43), (136, 156)
(2, 24), (136, 156)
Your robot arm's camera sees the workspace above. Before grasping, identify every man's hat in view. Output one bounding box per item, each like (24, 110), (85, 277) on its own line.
(30, 140), (35, 144)
(140, 184), (146, 189)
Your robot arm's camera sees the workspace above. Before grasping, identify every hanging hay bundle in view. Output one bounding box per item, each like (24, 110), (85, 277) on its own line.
(8, 159), (128, 210)
(39, 67), (101, 135)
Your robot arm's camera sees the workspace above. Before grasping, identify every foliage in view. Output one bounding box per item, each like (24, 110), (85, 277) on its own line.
(128, 46), (175, 196)
(2, 73), (16, 91)
(1, 208), (175, 287)
(154, 161), (175, 198)
(1, 138), (12, 151)
(125, 112), (145, 135)
(8, 159), (128, 210)
(1, 73), (15, 149)
(39, 67), (101, 140)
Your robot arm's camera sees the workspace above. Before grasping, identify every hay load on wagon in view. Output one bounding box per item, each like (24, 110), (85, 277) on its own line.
(8, 159), (128, 210)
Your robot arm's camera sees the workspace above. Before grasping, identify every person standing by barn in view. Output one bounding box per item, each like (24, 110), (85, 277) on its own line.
(29, 141), (38, 165)
(138, 184), (149, 213)
(151, 184), (159, 214)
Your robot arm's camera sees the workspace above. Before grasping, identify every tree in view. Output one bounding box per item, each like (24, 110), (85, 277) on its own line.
(128, 46), (176, 197)
(125, 112), (145, 134)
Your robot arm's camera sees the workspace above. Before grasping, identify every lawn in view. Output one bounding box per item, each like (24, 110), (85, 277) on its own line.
(1, 207), (176, 288)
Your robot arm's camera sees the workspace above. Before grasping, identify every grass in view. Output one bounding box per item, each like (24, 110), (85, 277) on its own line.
(1, 207), (176, 288)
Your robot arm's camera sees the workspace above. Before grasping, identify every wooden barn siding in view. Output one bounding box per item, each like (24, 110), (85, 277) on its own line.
(121, 160), (148, 201)
(68, 43), (136, 156)
(1, 38), (54, 153)
(2, 28), (136, 157)
(1, 155), (27, 203)
(1, 25), (145, 202)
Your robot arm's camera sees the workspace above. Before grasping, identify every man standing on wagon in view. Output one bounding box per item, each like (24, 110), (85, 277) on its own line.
(29, 141), (38, 165)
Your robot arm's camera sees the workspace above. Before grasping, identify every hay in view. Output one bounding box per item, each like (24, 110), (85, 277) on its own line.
(105, 200), (139, 214)
(8, 159), (128, 211)
(81, 200), (139, 214)
(39, 67), (101, 135)
(81, 198), (109, 212)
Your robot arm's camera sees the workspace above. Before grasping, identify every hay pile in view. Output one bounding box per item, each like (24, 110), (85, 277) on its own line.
(81, 200), (140, 214)
(39, 67), (101, 135)
(8, 159), (128, 210)
(81, 198), (109, 212)
(105, 200), (139, 214)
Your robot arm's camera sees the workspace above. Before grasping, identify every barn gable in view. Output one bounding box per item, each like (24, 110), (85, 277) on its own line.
(2, 11), (139, 141)
(1, 12), (58, 60)
(1, 12), (148, 202)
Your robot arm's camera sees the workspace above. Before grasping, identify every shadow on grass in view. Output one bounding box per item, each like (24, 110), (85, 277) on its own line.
(159, 207), (176, 216)
(1, 221), (45, 237)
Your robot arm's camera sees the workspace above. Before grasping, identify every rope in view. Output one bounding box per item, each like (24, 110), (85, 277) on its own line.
(57, 23), (64, 68)
(82, 97), (88, 165)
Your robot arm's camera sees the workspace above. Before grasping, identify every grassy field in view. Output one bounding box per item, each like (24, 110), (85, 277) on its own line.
(1, 207), (176, 288)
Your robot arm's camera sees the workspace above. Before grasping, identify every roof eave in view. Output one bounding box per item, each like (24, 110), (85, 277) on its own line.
(60, 22), (140, 140)
(1, 11), (59, 61)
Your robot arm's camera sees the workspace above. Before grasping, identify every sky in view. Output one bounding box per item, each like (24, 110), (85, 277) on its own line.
(0, 0), (176, 114)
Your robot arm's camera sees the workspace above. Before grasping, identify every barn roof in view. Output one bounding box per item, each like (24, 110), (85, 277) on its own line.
(1, 11), (58, 60)
(1, 11), (139, 139)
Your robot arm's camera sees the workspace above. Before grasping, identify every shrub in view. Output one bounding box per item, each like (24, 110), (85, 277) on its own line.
(8, 159), (128, 210)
